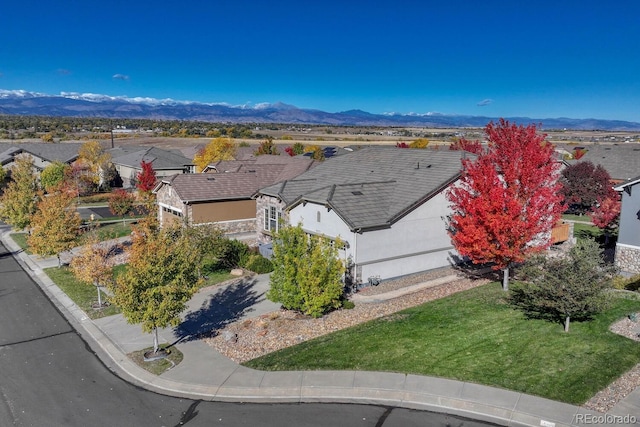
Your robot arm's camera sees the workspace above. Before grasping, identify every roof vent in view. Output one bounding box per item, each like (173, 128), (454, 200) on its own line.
(351, 191), (363, 196)
(207, 177), (215, 181)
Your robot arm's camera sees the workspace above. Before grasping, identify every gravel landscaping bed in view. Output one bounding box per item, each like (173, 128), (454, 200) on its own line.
(207, 268), (488, 363)
(583, 314), (640, 413)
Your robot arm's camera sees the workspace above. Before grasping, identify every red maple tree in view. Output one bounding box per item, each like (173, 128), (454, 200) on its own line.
(591, 191), (621, 239)
(136, 160), (157, 193)
(449, 137), (483, 154)
(446, 119), (564, 290)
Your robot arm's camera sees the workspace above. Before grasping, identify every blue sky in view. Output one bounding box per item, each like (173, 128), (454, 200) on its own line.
(2, 1), (640, 121)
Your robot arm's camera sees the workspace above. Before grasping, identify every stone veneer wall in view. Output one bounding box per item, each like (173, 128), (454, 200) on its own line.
(255, 195), (288, 244)
(156, 185), (186, 224)
(615, 244), (640, 276)
(199, 218), (257, 235)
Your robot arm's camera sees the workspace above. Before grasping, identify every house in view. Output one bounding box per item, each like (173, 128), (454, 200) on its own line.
(109, 146), (194, 188)
(614, 176), (640, 276)
(153, 155), (315, 235)
(0, 142), (83, 175)
(256, 146), (474, 284)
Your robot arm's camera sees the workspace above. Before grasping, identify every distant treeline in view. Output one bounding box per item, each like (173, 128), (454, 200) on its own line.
(0, 114), (448, 142)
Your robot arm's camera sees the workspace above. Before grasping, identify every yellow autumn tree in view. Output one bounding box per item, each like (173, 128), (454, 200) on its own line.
(70, 233), (113, 308)
(28, 189), (82, 267)
(193, 137), (237, 172)
(0, 155), (39, 230)
(77, 140), (113, 189)
(409, 138), (429, 149)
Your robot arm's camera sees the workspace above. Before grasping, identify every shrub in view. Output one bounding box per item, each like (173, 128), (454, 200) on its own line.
(267, 224), (344, 318)
(243, 254), (274, 274)
(341, 299), (355, 309)
(217, 239), (250, 269)
(612, 275), (640, 291)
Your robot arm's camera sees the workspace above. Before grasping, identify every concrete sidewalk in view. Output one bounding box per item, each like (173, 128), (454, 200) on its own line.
(2, 228), (639, 427)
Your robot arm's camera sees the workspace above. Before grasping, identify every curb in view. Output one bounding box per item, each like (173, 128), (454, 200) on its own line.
(0, 229), (626, 427)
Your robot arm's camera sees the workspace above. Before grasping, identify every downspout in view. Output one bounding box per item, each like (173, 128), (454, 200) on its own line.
(352, 229), (359, 284)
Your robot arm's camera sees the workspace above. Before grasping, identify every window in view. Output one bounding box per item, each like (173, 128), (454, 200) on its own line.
(162, 206), (182, 217)
(264, 206), (282, 232)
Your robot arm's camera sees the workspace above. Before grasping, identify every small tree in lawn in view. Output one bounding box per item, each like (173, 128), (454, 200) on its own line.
(267, 224), (344, 317)
(511, 238), (616, 332)
(446, 119), (564, 290)
(113, 221), (201, 355)
(70, 233), (113, 308)
(109, 189), (135, 225)
(0, 155), (39, 230)
(28, 189), (82, 267)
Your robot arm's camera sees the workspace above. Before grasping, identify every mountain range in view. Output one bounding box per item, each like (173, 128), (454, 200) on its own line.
(1, 89), (639, 131)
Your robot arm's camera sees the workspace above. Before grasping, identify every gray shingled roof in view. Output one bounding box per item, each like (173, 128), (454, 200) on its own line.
(110, 146), (193, 171)
(158, 172), (263, 203)
(259, 146), (470, 231)
(155, 156), (315, 203)
(558, 143), (640, 182)
(0, 142), (82, 165)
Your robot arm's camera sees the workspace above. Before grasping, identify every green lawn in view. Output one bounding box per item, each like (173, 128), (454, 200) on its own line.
(44, 266), (121, 319)
(9, 233), (31, 254)
(44, 263), (231, 319)
(562, 213), (593, 222)
(11, 222), (133, 253)
(245, 283), (640, 405)
(202, 270), (236, 288)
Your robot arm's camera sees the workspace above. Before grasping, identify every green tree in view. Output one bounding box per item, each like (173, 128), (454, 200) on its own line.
(113, 222), (201, 354)
(0, 156), (39, 230)
(40, 161), (69, 193)
(267, 224), (344, 317)
(28, 190), (82, 267)
(510, 239), (616, 332)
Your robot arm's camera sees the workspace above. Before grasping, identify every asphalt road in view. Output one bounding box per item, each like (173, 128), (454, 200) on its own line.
(0, 238), (495, 427)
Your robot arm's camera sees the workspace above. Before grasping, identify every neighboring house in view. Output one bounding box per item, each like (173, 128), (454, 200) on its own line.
(614, 176), (640, 276)
(0, 142), (82, 175)
(153, 155), (315, 235)
(256, 146), (475, 284)
(558, 143), (640, 183)
(109, 145), (194, 188)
